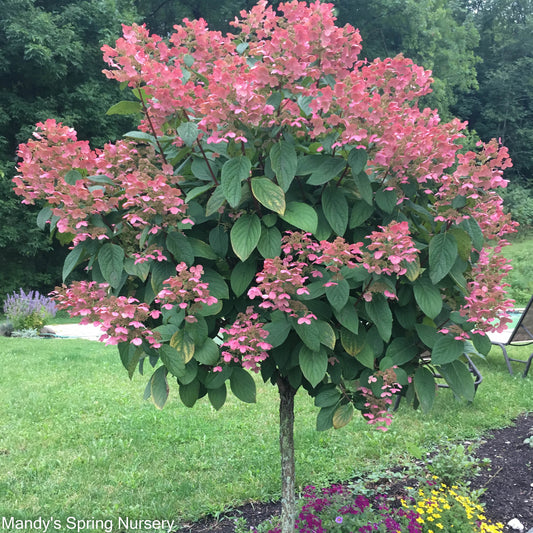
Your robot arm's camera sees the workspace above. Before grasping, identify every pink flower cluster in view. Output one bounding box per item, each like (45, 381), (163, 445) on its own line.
(460, 246), (514, 334)
(217, 307), (273, 373)
(248, 233), (364, 321)
(52, 281), (161, 347)
(155, 263), (218, 321)
(358, 368), (402, 431)
(362, 221), (419, 276)
(434, 139), (517, 239)
(14, 119), (190, 245)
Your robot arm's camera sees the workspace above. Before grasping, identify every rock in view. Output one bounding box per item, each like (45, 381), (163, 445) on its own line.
(507, 518), (525, 531)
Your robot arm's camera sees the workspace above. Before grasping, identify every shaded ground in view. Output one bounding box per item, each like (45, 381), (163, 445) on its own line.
(175, 413), (533, 533)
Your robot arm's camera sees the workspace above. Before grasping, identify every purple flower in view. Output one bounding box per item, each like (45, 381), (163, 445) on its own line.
(335, 516), (343, 524)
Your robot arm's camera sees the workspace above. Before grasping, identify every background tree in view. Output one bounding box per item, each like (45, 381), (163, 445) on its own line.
(0, 0), (138, 297)
(334, 0), (481, 119)
(454, 0), (533, 187)
(15, 3), (515, 531)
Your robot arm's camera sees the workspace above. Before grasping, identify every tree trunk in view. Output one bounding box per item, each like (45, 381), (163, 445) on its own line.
(277, 376), (296, 533)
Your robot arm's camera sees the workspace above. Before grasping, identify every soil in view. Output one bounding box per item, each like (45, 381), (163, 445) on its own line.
(175, 412), (533, 533)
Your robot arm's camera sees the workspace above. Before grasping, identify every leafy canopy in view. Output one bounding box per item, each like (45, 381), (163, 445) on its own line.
(15, 0), (516, 429)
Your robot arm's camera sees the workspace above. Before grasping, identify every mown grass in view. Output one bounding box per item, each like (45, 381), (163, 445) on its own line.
(504, 234), (533, 306)
(0, 336), (532, 528)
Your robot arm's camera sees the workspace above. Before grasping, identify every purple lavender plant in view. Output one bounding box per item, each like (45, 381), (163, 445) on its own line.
(3, 289), (57, 331)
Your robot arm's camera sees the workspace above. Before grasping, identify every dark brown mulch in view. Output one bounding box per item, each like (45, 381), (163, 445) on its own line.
(469, 412), (533, 531)
(175, 413), (533, 533)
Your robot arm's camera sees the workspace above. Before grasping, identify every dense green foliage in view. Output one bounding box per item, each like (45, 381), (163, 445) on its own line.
(454, 0), (533, 186)
(0, 0), (138, 296)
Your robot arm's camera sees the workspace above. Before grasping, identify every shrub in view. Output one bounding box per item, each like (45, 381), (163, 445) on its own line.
(3, 289), (57, 331)
(0, 320), (14, 337)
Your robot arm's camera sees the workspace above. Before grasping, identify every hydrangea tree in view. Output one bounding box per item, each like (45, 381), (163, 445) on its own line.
(14, 2), (516, 530)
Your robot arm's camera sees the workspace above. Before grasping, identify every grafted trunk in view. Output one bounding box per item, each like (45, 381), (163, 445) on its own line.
(277, 376), (296, 533)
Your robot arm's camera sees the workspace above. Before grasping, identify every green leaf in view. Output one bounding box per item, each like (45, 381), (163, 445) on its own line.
(98, 243), (124, 288)
(166, 231), (194, 265)
(106, 100), (142, 115)
(460, 217), (484, 251)
(429, 232), (458, 284)
(194, 338), (220, 365)
(365, 294), (392, 342)
(449, 228), (473, 261)
(340, 328), (359, 357)
(191, 157), (217, 181)
(251, 177), (286, 215)
(386, 338), (417, 365)
(297, 94), (313, 115)
(185, 184), (213, 203)
(431, 335), (464, 365)
(36, 206), (52, 230)
(177, 122), (199, 146)
(299, 346), (328, 387)
(179, 380), (200, 407)
(270, 141), (297, 192)
(414, 367), (436, 412)
(188, 238), (218, 260)
(471, 332), (492, 356)
(170, 330), (195, 364)
(349, 200), (373, 228)
(230, 367), (256, 403)
(159, 344), (186, 377)
(316, 405), (336, 431)
(438, 360), (475, 402)
(340, 330), (373, 368)
(184, 318), (207, 345)
(118, 343), (142, 379)
(375, 188), (397, 213)
(317, 320), (336, 350)
(352, 171), (373, 205)
(333, 403), (354, 429)
(204, 366), (232, 389)
(86, 174), (115, 186)
(258, 226), (282, 259)
(64, 169), (83, 185)
(221, 156), (251, 208)
(413, 277), (442, 319)
(263, 316), (291, 348)
(205, 185), (226, 216)
(415, 323), (439, 349)
(325, 279), (350, 311)
(150, 366), (169, 409)
(63, 245), (85, 282)
(307, 157), (346, 186)
(314, 387), (341, 408)
(280, 202), (318, 233)
(333, 302), (359, 334)
(230, 214), (261, 261)
(348, 147), (368, 174)
(208, 385), (227, 410)
(230, 259), (257, 297)
(209, 226), (229, 257)
(183, 53), (195, 67)
(151, 261), (177, 294)
(294, 321), (321, 351)
(201, 268), (229, 300)
(322, 185), (348, 236)
(123, 131), (156, 143)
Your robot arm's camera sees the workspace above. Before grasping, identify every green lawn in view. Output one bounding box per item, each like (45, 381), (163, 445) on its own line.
(1, 337), (532, 528)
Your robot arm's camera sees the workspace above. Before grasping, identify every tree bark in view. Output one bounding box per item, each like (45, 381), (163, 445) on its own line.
(277, 375), (296, 533)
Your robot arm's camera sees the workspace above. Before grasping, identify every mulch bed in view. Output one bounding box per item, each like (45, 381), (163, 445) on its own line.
(175, 413), (533, 533)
